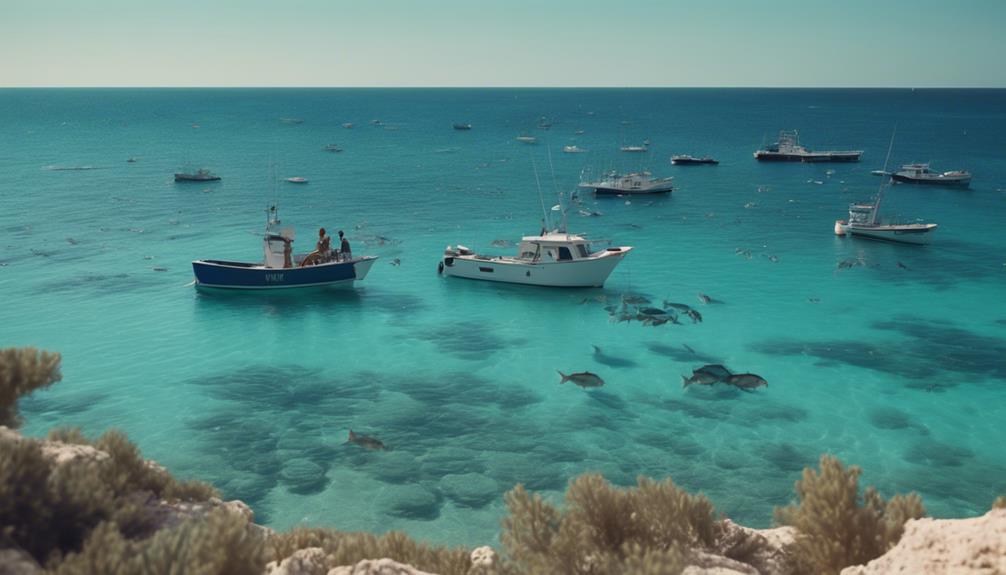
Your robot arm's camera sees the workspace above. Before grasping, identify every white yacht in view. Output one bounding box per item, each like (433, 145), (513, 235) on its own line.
(516, 135), (538, 144)
(439, 196), (631, 287)
(563, 145), (587, 153)
(620, 144), (648, 153)
(891, 163), (971, 187)
(578, 171), (673, 195)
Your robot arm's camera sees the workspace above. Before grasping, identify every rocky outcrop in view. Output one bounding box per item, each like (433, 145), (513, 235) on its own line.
(264, 547), (329, 575)
(711, 519), (796, 575)
(841, 508), (1006, 575)
(327, 558), (437, 575)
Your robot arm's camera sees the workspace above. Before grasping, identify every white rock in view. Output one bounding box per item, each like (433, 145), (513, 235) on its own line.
(327, 558), (437, 575)
(841, 508), (1006, 575)
(264, 547), (329, 575)
(469, 546), (496, 568)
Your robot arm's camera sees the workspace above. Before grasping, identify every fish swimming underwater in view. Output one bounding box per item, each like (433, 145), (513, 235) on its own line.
(346, 430), (387, 450)
(558, 370), (606, 388)
(724, 373), (768, 391)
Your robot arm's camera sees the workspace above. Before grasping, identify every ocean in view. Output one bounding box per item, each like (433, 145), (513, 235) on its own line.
(2, 88), (1004, 546)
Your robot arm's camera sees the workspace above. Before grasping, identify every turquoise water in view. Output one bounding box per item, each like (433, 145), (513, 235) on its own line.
(2, 88), (1005, 546)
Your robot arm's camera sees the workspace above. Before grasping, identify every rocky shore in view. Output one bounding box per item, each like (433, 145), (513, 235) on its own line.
(2, 426), (1003, 575)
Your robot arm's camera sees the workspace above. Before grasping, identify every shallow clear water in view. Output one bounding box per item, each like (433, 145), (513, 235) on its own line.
(2, 88), (1005, 546)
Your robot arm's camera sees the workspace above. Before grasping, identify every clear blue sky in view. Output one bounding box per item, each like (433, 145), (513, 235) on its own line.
(3, 0), (1003, 87)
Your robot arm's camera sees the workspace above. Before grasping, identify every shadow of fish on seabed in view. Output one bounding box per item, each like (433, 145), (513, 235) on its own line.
(592, 345), (638, 368)
(346, 430), (387, 451)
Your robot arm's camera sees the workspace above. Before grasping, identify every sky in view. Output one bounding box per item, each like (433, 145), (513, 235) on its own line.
(2, 0), (1004, 88)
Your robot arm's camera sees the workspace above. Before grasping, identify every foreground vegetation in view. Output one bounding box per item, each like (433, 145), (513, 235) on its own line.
(0, 348), (998, 574)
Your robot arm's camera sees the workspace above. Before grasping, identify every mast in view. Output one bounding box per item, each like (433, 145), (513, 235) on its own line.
(872, 127), (898, 225)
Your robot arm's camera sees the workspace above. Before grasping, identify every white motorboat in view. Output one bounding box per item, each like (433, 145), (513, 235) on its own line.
(286, 177), (308, 184)
(516, 135), (538, 144)
(578, 171), (673, 195)
(891, 163), (971, 187)
(563, 145), (587, 153)
(620, 144), (648, 153)
(835, 131), (937, 245)
(439, 194), (631, 287)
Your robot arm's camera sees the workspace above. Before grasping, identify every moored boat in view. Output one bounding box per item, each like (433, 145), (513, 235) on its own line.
(323, 144), (343, 152)
(174, 168), (221, 182)
(286, 177), (308, 184)
(563, 145), (587, 153)
(453, 123), (472, 130)
(620, 144), (648, 153)
(891, 163), (971, 187)
(516, 135), (538, 144)
(192, 206), (377, 289)
(578, 171), (673, 195)
(671, 154), (719, 165)
(754, 130), (861, 162)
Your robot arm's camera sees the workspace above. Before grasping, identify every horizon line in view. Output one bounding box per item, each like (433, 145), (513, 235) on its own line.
(2, 85), (1006, 90)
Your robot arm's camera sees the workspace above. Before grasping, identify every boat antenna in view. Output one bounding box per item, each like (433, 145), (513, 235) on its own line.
(545, 145), (569, 235)
(873, 125), (898, 225)
(532, 155), (549, 233)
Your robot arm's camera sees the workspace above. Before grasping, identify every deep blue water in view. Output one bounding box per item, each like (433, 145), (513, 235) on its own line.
(2, 88), (1005, 546)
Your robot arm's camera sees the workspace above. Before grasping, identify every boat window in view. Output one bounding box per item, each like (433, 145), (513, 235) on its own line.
(576, 244), (589, 257)
(557, 247), (573, 261)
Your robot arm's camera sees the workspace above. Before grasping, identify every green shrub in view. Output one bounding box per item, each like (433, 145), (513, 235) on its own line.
(0, 437), (113, 564)
(0, 348), (62, 428)
(501, 474), (714, 574)
(774, 455), (925, 575)
(266, 527), (472, 575)
(993, 496), (1006, 510)
(52, 507), (265, 575)
(47, 427), (92, 445)
(94, 429), (218, 502)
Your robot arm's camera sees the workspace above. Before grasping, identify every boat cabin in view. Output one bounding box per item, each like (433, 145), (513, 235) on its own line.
(847, 203), (877, 226)
(516, 234), (594, 262)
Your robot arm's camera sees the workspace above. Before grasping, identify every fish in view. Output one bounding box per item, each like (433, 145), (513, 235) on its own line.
(346, 430), (386, 451)
(697, 293), (723, 305)
(66, 237), (79, 245)
(765, 254), (780, 263)
(897, 261), (910, 270)
(663, 301), (692, 312)
(837, 259), (860, 270)
(152, 267), (168, 272)
(557, 370), (605, 388)
(639, 307), (667, 316)
(622, 294), (651, 305)
(724, 373), (768, 391)
(695, 364), (733, 381)
(685, 309), (703, 323)
(390, 258), (401, 266)
(682, 371), (720, 388)
(735, 248), (753, 259)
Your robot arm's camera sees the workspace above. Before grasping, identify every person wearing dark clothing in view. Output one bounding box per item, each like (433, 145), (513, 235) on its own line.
(338, 230), (352, 261)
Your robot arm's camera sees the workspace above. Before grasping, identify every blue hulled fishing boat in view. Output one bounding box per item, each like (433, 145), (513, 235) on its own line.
(192, 206), (377, 290)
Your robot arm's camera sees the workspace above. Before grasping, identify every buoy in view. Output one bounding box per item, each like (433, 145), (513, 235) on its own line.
(834, 220), (847, 236)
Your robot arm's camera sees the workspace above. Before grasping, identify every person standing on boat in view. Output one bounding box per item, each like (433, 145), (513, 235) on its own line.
(283, 237), (293, 268)
(301, 227), (331, 266)
(338, 230), (352, 261)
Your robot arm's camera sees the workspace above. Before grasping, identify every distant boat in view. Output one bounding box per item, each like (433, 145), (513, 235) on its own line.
(516, 135), (538, 144)
(323, 144), (343, 153)
(280, 118), (304, 125)
(126, 158), (138, 163)
(579, 171), (673, 195)
(575, 130), (585, 135)
(871, 169), (889, 176)
(175, 168), (221, 182)
(671, 154), (718, 165)
(453, 123), (472, 130)
(286, 177), (308, 184)
(754, 130), (862, 162)
(891, 163), (971, 188)
(620, 144), (648, 153)
(342, 122), (354, 129)
(371, 119), (383, 126)
(563, 145), (587, 153)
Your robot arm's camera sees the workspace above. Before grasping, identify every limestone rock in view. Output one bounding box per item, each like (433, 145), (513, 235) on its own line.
(0, 426), (107, 466)
(712, 519), (795, 575)
(683, 550), (759, 575)
(0, 547), (43, 575)
(327, 558), (437, 575)
(841, 508), (1006, 575)
(468, 546), (497, 574)
(265, 547), (329, 575)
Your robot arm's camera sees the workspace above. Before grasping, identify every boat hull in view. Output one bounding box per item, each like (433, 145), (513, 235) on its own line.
(754, 152), (861, 162)
(671, 158), (718, 165)
(891, 174), (971, 187)
(845, 224), (936, 245)
(441, 249), (630, 287)
(192, 257), (377, 289)
(175, 174), (221, 182)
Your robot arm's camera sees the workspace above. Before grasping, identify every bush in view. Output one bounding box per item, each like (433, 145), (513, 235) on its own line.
(993, 496), (1006, 510)
(774, 455), (925, 575)
(267, 527), (472, 575)
(52, 507), (265, 575)
(501, 474), (715, 574)
(0, 347), (61, 427)
(94, 429), (218, 502)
